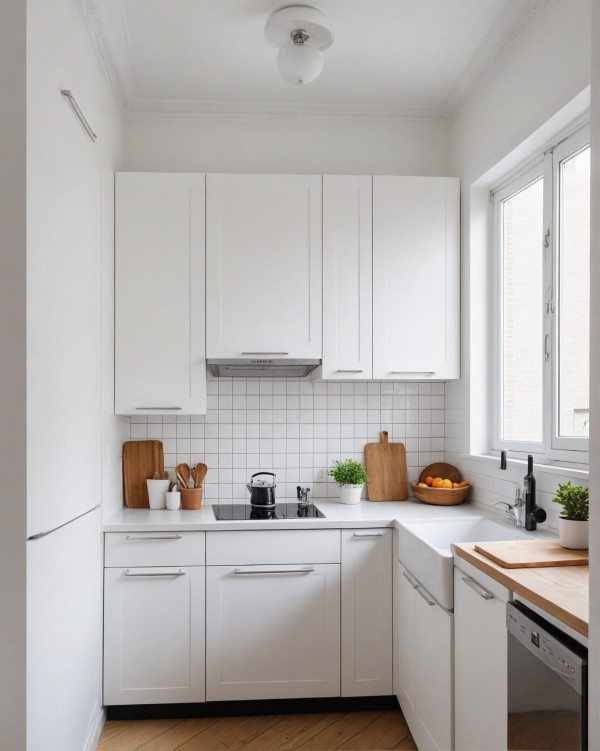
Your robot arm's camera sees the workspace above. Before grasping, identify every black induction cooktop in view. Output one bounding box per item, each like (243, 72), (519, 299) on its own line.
(212, 503), (325, 520)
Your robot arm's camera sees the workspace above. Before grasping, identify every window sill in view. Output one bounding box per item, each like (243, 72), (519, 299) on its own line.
(461, 453), (589, 480)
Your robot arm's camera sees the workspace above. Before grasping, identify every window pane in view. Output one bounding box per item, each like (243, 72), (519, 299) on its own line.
(558, 147), (590, 437)
(501, 178), (544, 443)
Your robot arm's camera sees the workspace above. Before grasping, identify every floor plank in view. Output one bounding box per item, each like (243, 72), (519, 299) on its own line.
(175, 714), (289, 751)
(97, 721), (138, 745)
(296, 711), (384, 750)
(135, 718), (222, 751)
(227, 713), (325, 751)
(337, 710), (413, 750)
(97, 719), (183, 750)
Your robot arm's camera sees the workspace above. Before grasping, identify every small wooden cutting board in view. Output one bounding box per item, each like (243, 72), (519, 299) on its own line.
(123, 440), (164, 508)
(474, 539), (589, 568)
(365, 431), (408, 501)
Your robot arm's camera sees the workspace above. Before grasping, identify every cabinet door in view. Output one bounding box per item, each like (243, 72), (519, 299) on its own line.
(206, 174), (322, 358)
(322, 176), (372, 379)
(206, 564), (340, 700)
(454, 568), (507, 751)
(414, 586), (453, 751)
(341, 529), (392, 696)
(396, 565), (416, 712)
(372, 176), (460, 380)
(104, 566), (205, 705)
(115, 172), (206, 415)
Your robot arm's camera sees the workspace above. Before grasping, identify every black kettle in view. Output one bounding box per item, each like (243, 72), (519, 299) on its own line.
(247, 472), (276, 506)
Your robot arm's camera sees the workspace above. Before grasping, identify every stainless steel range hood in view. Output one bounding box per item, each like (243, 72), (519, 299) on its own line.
(207, 358), (320, 378)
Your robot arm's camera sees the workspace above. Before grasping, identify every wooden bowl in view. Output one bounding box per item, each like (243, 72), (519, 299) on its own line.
(411, 482), (470, 506)
(412, 462), (470, 505)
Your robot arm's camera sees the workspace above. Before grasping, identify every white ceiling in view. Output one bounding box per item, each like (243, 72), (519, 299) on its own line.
(78, 0), (548, 121)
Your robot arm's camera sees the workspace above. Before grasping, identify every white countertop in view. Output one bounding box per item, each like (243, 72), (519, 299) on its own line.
(104, 499), (502, 532)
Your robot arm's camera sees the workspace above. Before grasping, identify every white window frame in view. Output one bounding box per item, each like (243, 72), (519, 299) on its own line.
(492, 125), (589, 465)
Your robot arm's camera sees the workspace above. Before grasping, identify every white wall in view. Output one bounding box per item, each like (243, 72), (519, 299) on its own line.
(0, 3), (27, 747)
(588, 2), (600, 745)
(123, 117), (451, 176)
(446, 0), (592, 527)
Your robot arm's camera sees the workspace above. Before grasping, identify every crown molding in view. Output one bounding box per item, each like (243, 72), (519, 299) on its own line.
(74, 0), (549, 126)
(445, 0), (551, 121)
(122, 99), (452, 125)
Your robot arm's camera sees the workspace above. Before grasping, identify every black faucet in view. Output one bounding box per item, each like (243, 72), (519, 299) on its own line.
(524, 454), (547, 530)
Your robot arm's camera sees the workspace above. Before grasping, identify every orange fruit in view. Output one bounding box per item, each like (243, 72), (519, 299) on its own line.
(459, 480), (469, 488)
(452, 482), (461, 488)
(432, 477), (443, 488)
(442, 478), (453, 488)
(425, 476), (434, 486)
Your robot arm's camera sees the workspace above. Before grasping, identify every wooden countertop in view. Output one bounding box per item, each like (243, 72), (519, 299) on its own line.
(453, 542), (589, 637)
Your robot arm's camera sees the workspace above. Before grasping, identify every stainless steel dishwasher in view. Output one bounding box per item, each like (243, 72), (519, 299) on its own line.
(507, 600), (587, 750)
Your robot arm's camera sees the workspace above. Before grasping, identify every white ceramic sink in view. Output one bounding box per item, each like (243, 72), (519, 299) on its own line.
(397, 516), (537, 611)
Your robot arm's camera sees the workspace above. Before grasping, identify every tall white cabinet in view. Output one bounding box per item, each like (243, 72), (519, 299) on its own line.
(373, 176), (460, 380)
(114, 172), (206, 415)
(322, 176), (373, 379)
(206, 174), (322, 359)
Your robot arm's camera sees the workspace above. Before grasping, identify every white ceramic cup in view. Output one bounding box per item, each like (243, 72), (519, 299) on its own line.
(165, 491), (181, 511)
(146, 479), (169, 509)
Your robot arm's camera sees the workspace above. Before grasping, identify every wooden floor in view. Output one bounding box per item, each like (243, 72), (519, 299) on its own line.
(96, 709), (417, 751)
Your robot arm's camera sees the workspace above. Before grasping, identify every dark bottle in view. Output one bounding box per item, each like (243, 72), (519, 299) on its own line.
(524, 454), (546, 530)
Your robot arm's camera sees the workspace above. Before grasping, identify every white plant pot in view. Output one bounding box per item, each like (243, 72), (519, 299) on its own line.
(558, 517), (589, 549)
(339, 484), (363, 505)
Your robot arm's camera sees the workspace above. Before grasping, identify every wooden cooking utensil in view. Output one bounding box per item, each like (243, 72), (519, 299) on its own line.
(176, 463), (190, 489)
(192, 462), (208, 488)
(364, 431), (408, 501)
(123, 440), (164, 508)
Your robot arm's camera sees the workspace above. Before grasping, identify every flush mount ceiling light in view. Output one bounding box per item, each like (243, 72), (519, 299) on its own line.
(265, 5), (334, 85)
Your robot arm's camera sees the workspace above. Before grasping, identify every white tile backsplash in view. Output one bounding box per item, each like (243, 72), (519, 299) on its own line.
(126, 378), (445, 504)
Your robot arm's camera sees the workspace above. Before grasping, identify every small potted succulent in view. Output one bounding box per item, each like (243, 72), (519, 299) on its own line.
(552, 482), (589, 549)
(328, 458), (368, 505)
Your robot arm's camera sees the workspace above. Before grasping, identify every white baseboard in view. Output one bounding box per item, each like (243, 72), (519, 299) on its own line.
(83, 705), (106, 751)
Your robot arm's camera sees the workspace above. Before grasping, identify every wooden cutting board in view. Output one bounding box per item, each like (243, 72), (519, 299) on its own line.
(123, 440), (164, 508)
(365, 431), (408, 501)
(474, 539), (589, 568)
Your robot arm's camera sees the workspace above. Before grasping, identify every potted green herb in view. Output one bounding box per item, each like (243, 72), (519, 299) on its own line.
(328, 458), (368, 505)
(552, 482), (589, 549)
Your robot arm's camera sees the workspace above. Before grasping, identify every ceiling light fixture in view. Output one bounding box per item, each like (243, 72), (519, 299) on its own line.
(265, 5), (334, 85)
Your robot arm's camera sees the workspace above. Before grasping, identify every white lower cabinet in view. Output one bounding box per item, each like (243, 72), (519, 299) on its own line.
(104, 566), (205, 705)
(205, 529), (341, 701)
(454, 563), (509, 751)
(396, 559), (453, 751)
(205, 564), (340, 700)
(341, 529), (392, 696)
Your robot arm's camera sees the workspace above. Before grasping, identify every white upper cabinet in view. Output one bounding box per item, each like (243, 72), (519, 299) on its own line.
(373, 176), (460, 380)
(115, 173), (206, 415)
(322, 176), (373, 379)
(206, 174), (322, 359)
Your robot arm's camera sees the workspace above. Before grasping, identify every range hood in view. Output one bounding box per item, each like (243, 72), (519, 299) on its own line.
(207, 358), (320, 378)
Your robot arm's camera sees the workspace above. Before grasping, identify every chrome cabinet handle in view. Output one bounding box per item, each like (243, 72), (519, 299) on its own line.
(136, 406), (182, 410)
(402, 570), (419, 588)
(544, 334), (550, 361)
(241, 352), (289, 356)
(462, 575), (494, 600)
(353, 532), (384, 537)
(336, 369), (364, 373)
(126, 534), (183, 541)
(416, 586), (436, 606)
(390, 371), (435, 375)
(125, 569), (186, 577)
(233, 567), (315, 575)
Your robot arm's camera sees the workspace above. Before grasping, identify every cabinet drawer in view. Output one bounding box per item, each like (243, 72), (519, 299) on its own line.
(206, 530), (340, 565)
(105, 531), (205, 567)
